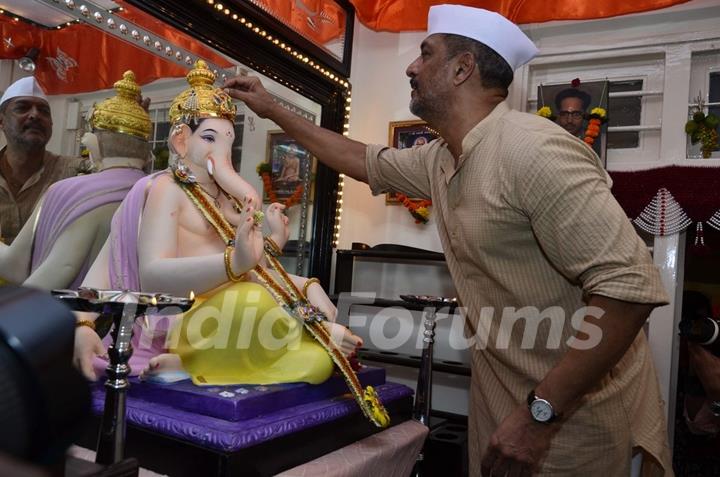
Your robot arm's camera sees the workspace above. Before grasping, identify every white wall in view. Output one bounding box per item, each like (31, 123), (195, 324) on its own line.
(341, 0), (720, 419)
(340, 27), (442, 252)
(342, 0), (720, 252)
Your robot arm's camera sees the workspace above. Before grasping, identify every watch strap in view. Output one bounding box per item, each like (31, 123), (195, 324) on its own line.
(527, 389), (559, 423)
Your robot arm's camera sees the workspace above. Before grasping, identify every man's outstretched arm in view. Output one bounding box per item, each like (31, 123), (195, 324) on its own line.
(223, 75), (369, 183)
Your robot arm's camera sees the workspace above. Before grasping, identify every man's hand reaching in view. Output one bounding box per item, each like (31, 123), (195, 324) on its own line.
(224, 74), (276, 118)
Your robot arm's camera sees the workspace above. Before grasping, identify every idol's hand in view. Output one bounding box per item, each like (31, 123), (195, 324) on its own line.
(232, 197), (264, 274)
(223, 74), (275, 119)
(73, 325), (106, 381)
(266, 203), (289, 247)
(322, 321), (363, 357)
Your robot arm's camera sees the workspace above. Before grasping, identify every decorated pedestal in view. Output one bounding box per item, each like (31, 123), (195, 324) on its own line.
(81, 367), (414, 476)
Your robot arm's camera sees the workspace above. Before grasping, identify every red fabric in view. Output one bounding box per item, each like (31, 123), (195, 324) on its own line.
(350, 0), (690, 31)
(609, 166), (720, 223)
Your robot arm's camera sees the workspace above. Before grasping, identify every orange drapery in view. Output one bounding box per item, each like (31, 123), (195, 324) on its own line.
(0, 2), (232, 95)
(349, 0), (691, 31)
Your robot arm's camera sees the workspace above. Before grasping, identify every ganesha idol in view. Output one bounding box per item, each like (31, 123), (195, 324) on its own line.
(0, 71), (150, 290)
(74, 61), (389, 427)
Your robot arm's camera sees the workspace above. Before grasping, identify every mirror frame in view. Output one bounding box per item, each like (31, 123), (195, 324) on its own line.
(124, 0), (353, 288)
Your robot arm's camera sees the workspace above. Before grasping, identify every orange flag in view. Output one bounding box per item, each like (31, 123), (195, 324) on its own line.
(350, 0), (690, 31)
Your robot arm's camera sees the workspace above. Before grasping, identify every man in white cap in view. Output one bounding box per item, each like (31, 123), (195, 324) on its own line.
(224, 5), (671, 476)
(0, 76), (84, 244)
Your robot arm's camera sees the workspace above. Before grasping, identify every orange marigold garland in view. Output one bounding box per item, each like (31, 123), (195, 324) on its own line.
(583, 107), (607, 146)
(257, 162), (304, 208)
(396, 193), (432, 224)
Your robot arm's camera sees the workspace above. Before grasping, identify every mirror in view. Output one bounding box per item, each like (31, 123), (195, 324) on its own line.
(0, 0), (351, 282)
(243, 0), (353, 74)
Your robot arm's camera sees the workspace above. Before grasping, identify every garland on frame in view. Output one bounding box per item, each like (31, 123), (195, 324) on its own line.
(583, 107), (608, 146)
(256, 162), (304, 208)
(395, 193), (431, 224)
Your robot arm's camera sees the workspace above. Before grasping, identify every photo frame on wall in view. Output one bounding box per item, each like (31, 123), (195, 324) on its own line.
(263, 130), (314, 203)
(386, 120), (440, 204)
(537, 80), (609, 168)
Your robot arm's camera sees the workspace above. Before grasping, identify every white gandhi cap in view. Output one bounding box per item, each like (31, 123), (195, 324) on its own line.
(427, 5), (539, 71)
(0, 76), (48, 108)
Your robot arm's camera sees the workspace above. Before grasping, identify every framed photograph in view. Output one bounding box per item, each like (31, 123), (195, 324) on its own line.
(386, 120), (439, 203)
(264, 130), (314, 202)
(538, 80), (609, 168)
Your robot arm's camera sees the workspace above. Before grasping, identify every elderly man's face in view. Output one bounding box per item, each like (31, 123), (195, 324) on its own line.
(556, 97), (585, 136)
(0, 96), (53, 149)
(406, 34), (454, 121)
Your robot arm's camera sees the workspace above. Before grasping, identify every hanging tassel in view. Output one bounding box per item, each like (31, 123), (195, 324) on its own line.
(707, 210), (720, 232)
(695, 221), (705, 247)
(691, 221), (712, 257)
(633, 187), (691, 236)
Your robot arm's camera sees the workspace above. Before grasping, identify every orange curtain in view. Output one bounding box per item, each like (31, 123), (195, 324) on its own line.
(350, 0), (691, 31)
(0, 2), (232, 95)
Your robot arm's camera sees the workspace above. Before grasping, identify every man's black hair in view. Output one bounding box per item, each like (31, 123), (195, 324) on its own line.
(441, 34), (513, 96)
(554, 88), (591, 111)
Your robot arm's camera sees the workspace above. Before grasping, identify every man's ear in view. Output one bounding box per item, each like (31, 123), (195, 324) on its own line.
(169, 123), (192, 158)
(452, 52), (476, 86)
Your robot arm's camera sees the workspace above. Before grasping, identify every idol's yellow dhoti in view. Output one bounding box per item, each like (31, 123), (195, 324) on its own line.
(171, 281), (334, 386)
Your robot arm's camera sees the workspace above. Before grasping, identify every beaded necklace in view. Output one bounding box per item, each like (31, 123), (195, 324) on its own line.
(172, 167), (389, 427)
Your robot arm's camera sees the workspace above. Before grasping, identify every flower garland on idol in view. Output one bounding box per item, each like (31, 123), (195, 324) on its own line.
(256, 162), (304, 208)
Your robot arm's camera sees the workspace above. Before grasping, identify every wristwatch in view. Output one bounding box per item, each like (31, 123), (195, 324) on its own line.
(527, 390), (559, 423)
(710, 400), (720, 417)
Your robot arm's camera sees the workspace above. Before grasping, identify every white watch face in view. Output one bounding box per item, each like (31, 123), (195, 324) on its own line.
(530, 399), (553, 422)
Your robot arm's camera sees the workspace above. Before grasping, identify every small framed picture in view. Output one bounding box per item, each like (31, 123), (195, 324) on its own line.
(537, 80), (609, 168)
(264, 130), (314, 202)
(386, 120), (439, 203)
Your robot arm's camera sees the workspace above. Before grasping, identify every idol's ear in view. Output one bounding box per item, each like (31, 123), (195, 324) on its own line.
(168, 123), (192, 158)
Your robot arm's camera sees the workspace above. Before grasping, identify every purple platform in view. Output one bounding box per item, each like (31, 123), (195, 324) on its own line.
(125, 366), (386, 421)
(91, 366), (414, 453)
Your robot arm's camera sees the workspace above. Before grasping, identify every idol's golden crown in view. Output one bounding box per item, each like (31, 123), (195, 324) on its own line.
(168, 60), (236, 125)
(88, 70), (151, 140)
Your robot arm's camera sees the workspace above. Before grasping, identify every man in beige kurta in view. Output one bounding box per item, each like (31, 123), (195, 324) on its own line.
(0, 149), (83, 244)
(0, 77), (84, 244)
(366, 101), (672, 475)
(223, 4), (673, 475)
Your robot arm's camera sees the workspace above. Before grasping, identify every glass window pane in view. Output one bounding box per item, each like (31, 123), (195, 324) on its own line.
(709, 71), (720, 102)
(708, 72), (720, 154)
(608, 79), (643, 149)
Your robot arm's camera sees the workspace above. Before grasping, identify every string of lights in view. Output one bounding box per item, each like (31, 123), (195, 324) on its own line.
(3, 0), (352, 247)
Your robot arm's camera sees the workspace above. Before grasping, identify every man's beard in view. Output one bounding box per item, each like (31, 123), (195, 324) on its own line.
(8, 125), (49, 151)
(409, 89), (449, 125)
